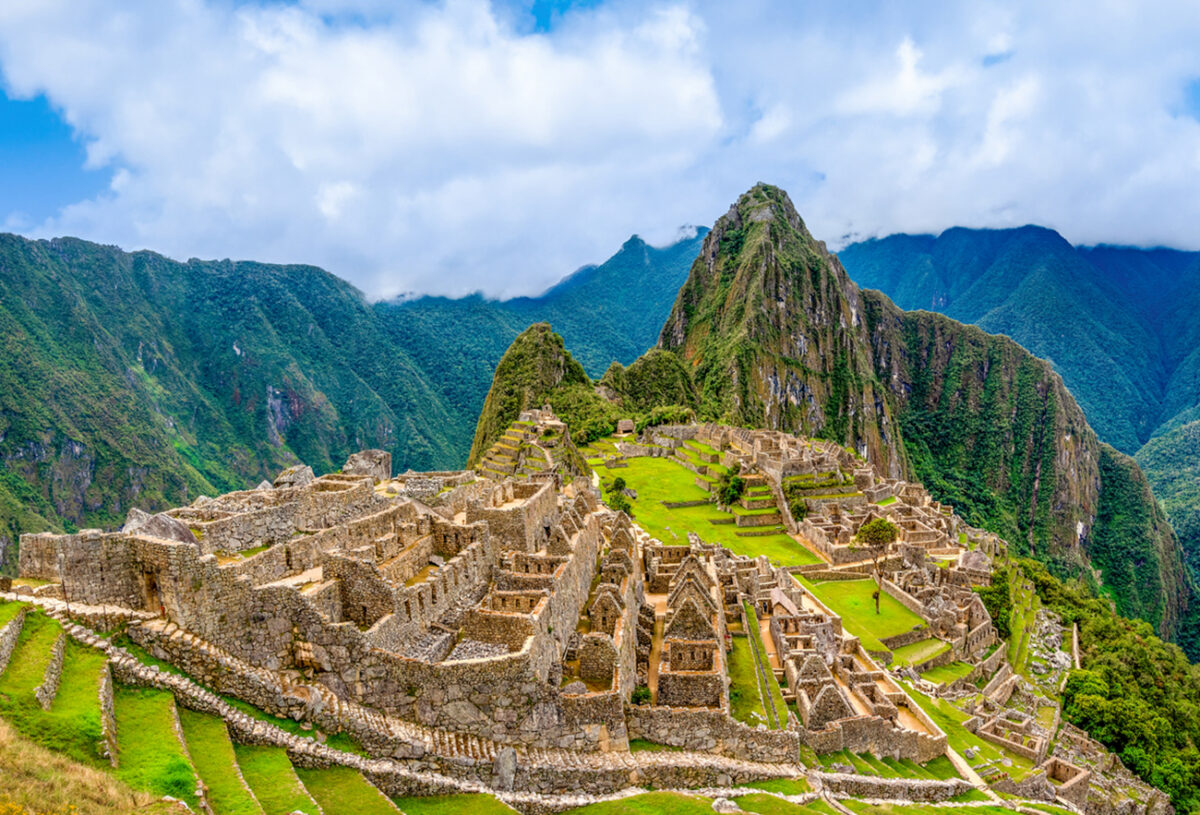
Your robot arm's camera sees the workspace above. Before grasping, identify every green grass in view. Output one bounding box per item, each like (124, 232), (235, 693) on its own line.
(595, 456), (820, 565)
(735, 777), (811, 795)
(729, 636), (771, 727)
(178, 708), (262, 815)
(1007, 579), (1040, 675)
(0, 600), (26, 628)
(234, 744), (320, 815)
(629, 738), (683, 752)
(562, 791), (715, 814)
(392, 793), (518, 814)
(875, 496), (898, 506)
(793, 576), (925, 652)
(735, 793), (831, 815)
(112, 686), (199, 808)
(890, 638), (950, 667)
(295, 766), (399, 815)
(921, 661), (974, 684)
(745, 604), (789, 728)
(921, 755), (961, 780)
(0, 612), (111, 768)
(950, 789), (993, 802)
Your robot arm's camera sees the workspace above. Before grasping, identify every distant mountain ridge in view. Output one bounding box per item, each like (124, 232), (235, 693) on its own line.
(0, 228), (704, 569)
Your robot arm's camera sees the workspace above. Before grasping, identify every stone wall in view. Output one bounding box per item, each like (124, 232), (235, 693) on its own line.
(0, 605), (27, 675)
(34, 631), (66, 710)
(625, 704), (801, 763)
(98, 661), (118, 767)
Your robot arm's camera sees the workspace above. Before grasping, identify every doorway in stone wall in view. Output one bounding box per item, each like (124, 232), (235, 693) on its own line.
(141, 568), (163, 615)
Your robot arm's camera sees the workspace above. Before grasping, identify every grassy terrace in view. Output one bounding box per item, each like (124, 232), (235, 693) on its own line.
(792, 576), (925, 653)
(235, 744), (321, 815)
(1008, 577), (1040, 676)
(921, 661), (975, 684)
(112, 686), (200, 809)
(728, 636), (772, 727)
(296, 765), (401, 814)
(890, 638), (950, 667)
(594, 455), (820, 564)
(0, 610), (112, 769)
(178, 709), (262, 815)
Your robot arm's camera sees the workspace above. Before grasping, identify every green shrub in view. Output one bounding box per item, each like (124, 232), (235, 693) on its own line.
(855, 518), (898, 545)
(631, 685), (651, 705)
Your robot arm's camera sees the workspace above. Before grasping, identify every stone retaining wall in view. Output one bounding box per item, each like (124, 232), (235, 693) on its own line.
(818, 772), (971, 800)
(625, 704), (801, 763)
(881, 579), (930, 622)
(98, 662), (119, 767)
(0, 606), (27, 675)
(34, 632), (66, 710)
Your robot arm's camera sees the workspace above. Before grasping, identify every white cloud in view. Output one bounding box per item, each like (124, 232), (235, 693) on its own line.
(2, 0), (1200, 297)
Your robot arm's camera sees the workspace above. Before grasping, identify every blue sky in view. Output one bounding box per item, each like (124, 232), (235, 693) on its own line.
(1, 0), (1199, 299)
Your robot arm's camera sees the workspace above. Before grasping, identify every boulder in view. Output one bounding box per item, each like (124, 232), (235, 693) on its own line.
(712, 798), (742, 813)
(274, 465), (315, 489)
(254, 480), (273, 491)
(562, 680), (588, 695)
(343, 450), (392, 482)
(121, 508), (198, 546)
(492, 746), (518, 791)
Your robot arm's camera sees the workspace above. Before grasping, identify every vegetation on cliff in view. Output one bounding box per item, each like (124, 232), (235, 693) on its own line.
(646, 184), (1190, 643)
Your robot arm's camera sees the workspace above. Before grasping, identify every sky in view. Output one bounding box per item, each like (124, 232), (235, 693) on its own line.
(1, 1), (1199, 300)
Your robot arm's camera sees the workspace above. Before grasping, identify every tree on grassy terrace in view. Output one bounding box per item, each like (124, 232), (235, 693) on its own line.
(855, 518), (899, 546)
(975, 563), (1012, 639)
(716, 464), (746, 508)
(607, 492), (632, 516)
(854, 518), (898, 614)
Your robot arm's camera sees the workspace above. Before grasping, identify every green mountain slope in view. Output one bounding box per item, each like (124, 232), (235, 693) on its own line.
(549, 183), (1186, 641)
(840, 228), (1200, 646)
(0, 230), (703, 570)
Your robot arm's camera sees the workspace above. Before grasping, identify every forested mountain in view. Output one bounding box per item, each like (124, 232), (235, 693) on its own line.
(839, 229), (1200, 642)
(0, 229), (703, 569)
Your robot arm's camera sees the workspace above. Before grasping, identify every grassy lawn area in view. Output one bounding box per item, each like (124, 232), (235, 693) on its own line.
(178, 708), (262, 815)
(563, 792), (716, 814)
(1008, 578), (1040, 675)
(729, 636), (771, 727)
(890, 638), (950, 667)
(841, 802), (1025, 815)
(596, 455), (820, 565)
(745, 604), (789, 728)
(898, 681), (1032, 780)
(793, 576), (925, 652)
(735, 777), (811, 794)
(112, 686), (200, 809)
(0, 600), (27, 627)
(921, 661), (974, 684)
(393, 793), (518, 814)
(295, 766), (399, 814)
(735, 793), (832, 815)
(234, 744), (320, 815)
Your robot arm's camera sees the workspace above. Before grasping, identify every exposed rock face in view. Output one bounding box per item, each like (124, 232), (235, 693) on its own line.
(121, 508), (198, 546)
(343, 450), (392, 482)
(273, 465), (315, 489)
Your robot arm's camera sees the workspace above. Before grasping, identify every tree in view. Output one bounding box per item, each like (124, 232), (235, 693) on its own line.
(611, 476), (627, 493)
(608, 492), (632, 516)
(855, 517), (899, 546)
